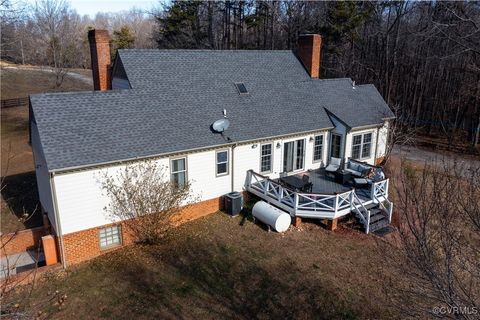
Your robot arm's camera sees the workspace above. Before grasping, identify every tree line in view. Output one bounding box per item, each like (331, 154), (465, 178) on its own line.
(1, 0), (479, 147)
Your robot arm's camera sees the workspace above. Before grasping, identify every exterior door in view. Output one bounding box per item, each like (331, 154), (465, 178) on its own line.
(330, 134), (342, 159)
(283, 139), (305, 172)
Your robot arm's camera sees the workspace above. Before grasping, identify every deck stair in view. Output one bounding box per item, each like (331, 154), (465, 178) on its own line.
(359, 203), (390, 233)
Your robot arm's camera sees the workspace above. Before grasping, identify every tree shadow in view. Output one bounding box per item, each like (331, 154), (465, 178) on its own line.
(100, 238), (357, 319)
(1, 171), (42, 229)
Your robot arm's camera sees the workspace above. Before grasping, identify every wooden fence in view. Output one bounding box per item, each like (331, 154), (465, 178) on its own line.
(1, 97), (28, 108)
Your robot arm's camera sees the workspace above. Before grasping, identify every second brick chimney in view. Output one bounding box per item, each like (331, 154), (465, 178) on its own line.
(297, 34), (322, 78)
(88, 29), (111, 91)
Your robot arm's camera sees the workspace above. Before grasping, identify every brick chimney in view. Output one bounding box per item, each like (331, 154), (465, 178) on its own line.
(297, 34), (322, 78)
(88, 29), (111, 91)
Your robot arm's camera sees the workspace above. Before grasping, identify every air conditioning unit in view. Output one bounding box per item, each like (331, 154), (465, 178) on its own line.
(224, 192), (243, 216)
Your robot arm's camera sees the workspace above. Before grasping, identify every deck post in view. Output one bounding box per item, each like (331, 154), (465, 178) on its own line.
(327, 218), (338, 231)
(292, 216), (302, 227)
(334, 194), (339, 215)
(349, 191), (354, 210)
(370, 183), (376, 202)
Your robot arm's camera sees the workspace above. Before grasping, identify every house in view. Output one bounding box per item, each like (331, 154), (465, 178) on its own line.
(29, 30), (394, 268)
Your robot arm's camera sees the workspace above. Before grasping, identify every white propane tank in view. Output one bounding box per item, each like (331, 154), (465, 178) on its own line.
(252, 201), (291, 232)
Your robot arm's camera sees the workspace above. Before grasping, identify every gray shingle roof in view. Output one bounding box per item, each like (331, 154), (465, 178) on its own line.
(30, 50), (393, 172)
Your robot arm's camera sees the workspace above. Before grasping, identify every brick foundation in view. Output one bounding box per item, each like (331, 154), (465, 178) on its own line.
(0, 227), (46, 255)
(62, 196), (223, 266)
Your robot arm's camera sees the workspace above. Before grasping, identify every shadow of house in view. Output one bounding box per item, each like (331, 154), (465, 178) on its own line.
(1, 171), (42, 229)
(96, 238), (357, 319)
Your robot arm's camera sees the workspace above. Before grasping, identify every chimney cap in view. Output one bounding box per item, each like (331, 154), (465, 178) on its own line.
(88, 29), (109, 41)
(298, 33), (321, 38)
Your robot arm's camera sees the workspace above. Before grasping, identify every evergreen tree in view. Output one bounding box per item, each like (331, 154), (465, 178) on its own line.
(154, 0), (208, 49)
(111, 25), (135, 58)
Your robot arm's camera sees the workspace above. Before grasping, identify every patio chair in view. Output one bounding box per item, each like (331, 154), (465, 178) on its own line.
(302, 182), (313, 192)
(325, 157), (341, 173)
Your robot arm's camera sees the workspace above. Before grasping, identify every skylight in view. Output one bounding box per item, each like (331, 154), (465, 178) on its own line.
(235, 83), (248, 94)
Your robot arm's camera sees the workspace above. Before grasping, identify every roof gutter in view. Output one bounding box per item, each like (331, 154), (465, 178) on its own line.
(348, 123), (384, 132)
(49, 127), (334, 175)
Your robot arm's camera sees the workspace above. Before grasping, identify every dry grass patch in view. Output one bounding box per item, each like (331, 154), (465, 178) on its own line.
(10, 212), (402, 319)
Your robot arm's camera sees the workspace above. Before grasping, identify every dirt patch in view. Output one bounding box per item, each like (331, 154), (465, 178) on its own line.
(9, 212), (402, 319)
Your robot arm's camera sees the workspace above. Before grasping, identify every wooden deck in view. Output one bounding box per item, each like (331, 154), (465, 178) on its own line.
(245, 169), (393, 233)
(287, 168), (372, 201)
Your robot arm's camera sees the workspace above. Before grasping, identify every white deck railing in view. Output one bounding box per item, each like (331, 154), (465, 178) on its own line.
(371, 179), (389, 200)
(245, 170), (391, 224)
(246, 170), (365, 219)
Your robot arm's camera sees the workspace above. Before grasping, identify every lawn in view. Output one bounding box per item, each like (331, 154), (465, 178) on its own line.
(0, 63), (93, 233)
(11, 212), (400, 319)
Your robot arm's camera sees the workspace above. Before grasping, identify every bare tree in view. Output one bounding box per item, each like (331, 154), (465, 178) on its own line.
(381, 104), (419, 165)
(379, 159), (480, 318)
(99, 160), (197, 244)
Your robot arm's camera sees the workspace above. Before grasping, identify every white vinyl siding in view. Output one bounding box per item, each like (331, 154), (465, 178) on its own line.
(31, 122), (56, 230)
(216, 150), (229, 176)
(313, 135), (323, 163)
(53, 132), (333, 235)
(351, 132), (372, 160)
(260, 144), (273, 173)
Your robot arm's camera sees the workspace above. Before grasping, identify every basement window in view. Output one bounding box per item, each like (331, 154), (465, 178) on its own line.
(234, 82), (248, 94)
(99, 225), (122, 250)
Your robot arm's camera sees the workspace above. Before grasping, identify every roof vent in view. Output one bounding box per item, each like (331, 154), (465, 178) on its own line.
(234, 82), (248, 94)
(352, 80), (356, 89)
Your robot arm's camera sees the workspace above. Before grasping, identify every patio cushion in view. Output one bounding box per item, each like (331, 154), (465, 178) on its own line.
(330, 157), (342, 166)
(349, 162), (359, 172)
(345, 168), (363, 177)
(325, 164), (339, 172)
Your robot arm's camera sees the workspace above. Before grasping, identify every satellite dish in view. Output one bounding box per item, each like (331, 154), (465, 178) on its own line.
(212, 118), (230, 133)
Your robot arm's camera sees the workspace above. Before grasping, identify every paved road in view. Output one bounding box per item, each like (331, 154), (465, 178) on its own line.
(392, 145), (480, 177)
(2, 65), (92, 85)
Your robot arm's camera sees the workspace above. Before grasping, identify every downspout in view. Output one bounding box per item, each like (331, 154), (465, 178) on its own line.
(49, 173), (67, 269)
(374, 126), (380, 164)
(231, 143), (237, 192)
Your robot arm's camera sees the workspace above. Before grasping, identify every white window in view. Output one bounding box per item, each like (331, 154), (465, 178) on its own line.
(313, 135), (323, 162)
(351, 133), (372, 160)
(216, 150), (229, 176)
(171, 158), (187, 188)
(99, 225), (121, 249)
(260, 144), (272, 173)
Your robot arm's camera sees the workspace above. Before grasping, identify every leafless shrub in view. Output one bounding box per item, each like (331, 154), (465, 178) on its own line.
(382, 105), (418, 165)
(379, 159), (480, 319)
(99, 159), (198, 244)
